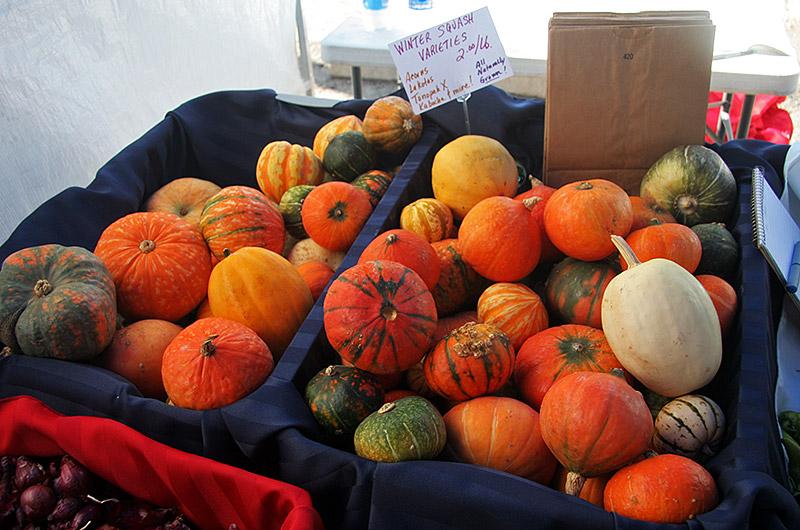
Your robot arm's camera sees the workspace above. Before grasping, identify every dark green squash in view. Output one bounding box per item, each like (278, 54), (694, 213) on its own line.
(691, 222), (739, 281)
(351, 169), (393, 208)
(354, 395), (447, 462)
(0, 244), (117, 361)
(639, 145), (737, 226)
(279, 184), (316, 239)
(305, 364), (385, 445)
(545, 256), (620, 329)
(322, 130), (376, 183)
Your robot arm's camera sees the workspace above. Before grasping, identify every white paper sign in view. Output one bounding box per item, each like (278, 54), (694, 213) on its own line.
(388, 7), (513, 114)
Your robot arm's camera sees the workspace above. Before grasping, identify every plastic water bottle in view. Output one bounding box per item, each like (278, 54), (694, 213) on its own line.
(363, 0), (390, 31)
(409, 0), (432, 9)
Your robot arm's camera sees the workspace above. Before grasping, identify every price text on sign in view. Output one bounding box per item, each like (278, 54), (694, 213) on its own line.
(388, 7), (513, 114)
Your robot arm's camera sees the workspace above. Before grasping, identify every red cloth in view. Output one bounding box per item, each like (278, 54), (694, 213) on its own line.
(0, 396), (324, 530)
(706, 91), (794, 144)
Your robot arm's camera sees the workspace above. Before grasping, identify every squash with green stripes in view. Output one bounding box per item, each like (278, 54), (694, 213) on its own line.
(653, 394), (725, 463)
(351, 169), (393, 208)
(279, 184), (315, 239)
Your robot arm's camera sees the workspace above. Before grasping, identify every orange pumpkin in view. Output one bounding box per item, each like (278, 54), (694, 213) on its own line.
(199, 185), (285, 260)
(400, 197), (455, 243)
(543, 179), (633, 261)
(301, 181), (373, 251)
(696, 274), (738, 336)
(362, 95), (423, 155)
(143, 177), (221, 227)
(94, 211), (212, 322)
(358, 228), (441, 290)
(514, 180), (563, 263)
(551, 465), (611, 508)
(443, 396), (558, 484)
(459, 196), (541, 282)
(476, 282), (549, 351)
(430, 238), (483, 317)
(628, 195), (677, 232)
(313, 114), (364, 160)
(255, 140), (324, 203)
(432, 310), (479, 344)
(296, 260), (335, 302)
(195, 297), (214, 320)
(207, 246), (314, 359)
(161, 317), (274, 410)
(622, 222), (703, 273)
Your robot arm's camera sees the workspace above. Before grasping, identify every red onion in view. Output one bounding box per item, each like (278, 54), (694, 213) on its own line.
(14, 456), (47, 491)
(55, 456), (92, 498)
(48, 496), (83, 522)
(71, 502), (103, 530)
(19, 483), (56, 522)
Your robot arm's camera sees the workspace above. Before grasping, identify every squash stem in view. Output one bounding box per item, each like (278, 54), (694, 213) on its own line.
(33, 279), (53, 298)
(200, 334), (219, 356)
(565, 471), (586, 496)
(610, 234), (641, 269)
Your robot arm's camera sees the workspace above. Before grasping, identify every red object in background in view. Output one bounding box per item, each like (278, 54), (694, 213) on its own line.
(0, 396), (324, 530)
(706, 92), (793, 144)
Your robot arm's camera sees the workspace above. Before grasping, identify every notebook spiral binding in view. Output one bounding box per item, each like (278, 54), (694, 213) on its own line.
(751, 165), (766, 246)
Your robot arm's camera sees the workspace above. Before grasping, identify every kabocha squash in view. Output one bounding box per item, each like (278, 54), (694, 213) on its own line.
(653, 394), (725, 462)
(296, 260), (335, 302)
(199, 185), (286, 260)
(94, 211), (211, 323)
(431, 135), (519, 220)
(551, 466), (611, 508)
(628, 195), (677, 232)
(161, 317), (274, 410)
(357, 229), (441, 290)
(696, 274), (738, 337)
(305, 364), (385, 444)
(255, 140), (323, 203)
(622, 222), (703, 273)
(400, 197), (455, 243)
(362, 95), (423, 155)
(143, 177), (221, 227)
(0, 244), (117, 361)
(323, 260), (437, 374)
(604, 454), (719, 523)
(322, 130), (376, 182)
(354, 396), (446, 463)
(458, 196), (541, 282)
(443, 396), (558, 484)
(351, 169), (394, 208)
(691, 222), (739, 281)
(539, 370), (654, 497)
(545, 257), (620, 329)
(543, 179), (633, 261)
(514, 324), (629, 411)
(301, 181), (373, 252)
(423, 321), (514, 402)
(207, 246), (313, 359)
(514, 181), (563, 263)
(432, 310), (479, 344)
(313, 114), (364, 160)
(601, 235), (722, 397)
(640, 145), (737, 226)
(430, 238), (483, 316)
(279, 184), (316, 240)
(476, 282), (549, 351)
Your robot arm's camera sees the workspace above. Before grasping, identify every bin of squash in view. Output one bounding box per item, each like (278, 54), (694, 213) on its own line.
(0, 89), (445, 471)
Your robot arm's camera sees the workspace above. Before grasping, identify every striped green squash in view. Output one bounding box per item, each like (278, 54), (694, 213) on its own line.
(279, 184), (315, 240)
(322, 130), (376, 182)
(545, 256), (620, 329)
(653, 394), (725, 463)
(691, 222), (739, 281)
(351, 169), (393, 208)
(354, 396), (446, 462)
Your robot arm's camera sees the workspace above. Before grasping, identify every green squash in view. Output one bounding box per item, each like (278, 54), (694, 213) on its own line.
(351, 169), (393, 208)
(639, 145), (737, 226)
(279, 184), (316, 240)
(322, 130), (376, 183)
(545, 256), (621, 329)
(691, 222), (739, 281)
(354, 395), (446, 462)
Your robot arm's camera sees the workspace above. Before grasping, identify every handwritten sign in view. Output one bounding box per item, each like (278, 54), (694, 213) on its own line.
(388, 7), (513, 114)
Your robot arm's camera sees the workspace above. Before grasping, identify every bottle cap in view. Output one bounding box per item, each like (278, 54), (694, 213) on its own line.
(364, 0), (388, 10)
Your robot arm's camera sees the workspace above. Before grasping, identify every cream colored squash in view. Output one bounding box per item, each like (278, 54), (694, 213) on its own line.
(653, 394), (725, 462)
(601, 235), (722, 397)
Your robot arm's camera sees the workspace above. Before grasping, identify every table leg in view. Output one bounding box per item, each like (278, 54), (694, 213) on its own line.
(351, 66), (363, 99)
(736, 94), (756, 139)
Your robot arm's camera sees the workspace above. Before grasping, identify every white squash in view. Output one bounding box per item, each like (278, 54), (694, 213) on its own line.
(653, 394), (725, 462)
(601, 235), (722, 397)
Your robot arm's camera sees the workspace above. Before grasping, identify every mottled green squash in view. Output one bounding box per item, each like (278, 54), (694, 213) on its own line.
(322, 130), (376, 182)
(691, 222), (739, 281)
(351, 170), (394, 208)
(545, 257), (620, 329)
(279, 184), (316, 240)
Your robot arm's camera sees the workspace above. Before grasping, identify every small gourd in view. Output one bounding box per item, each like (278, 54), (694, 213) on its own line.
(653, 394), (725, 462)
(601, 235), (722, 397)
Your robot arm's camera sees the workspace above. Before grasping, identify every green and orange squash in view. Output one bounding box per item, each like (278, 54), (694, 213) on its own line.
(279, 184), (316, 240)
(545, 256), (620, 329)
(430, 238), (483, 316)
(313, 114), (364, 160)
(351, 169), (394, 208)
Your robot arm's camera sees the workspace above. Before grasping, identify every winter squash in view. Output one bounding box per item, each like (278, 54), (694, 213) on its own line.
(443, 396), (558, 484)
(313, 114), (364, 160)
(362, 95), (423, 155)
(0, 244), (117, 361)
(604, 454), (719, 523)
(622, 222), (703, 273)
(543, 179), (633, 261)
(143, 177), (221, 227)
(539, 370), (654, 496)
(351, 169), (394, 208)
(161, 317), (274, 410)
(514, 324), (629, 411)
(323, 260), (437, 374)
(423, 321), (514, 402)
(430, 238), (483, 316)
(653, 394), (725, 462)
(514, 179), (563, 263)
(287, 237), (346, 271)
(695, 274), (738, 337)
(255, 140), (323, 203)
(96, 319), (183, 400)
(195, 297), (213, 319)
(296, 260), (335, 302)
(476, 282), (549, 351)
(628, 195), (676, 232)
(601, 235), (722, 397)
(433, 310), (479, 344)
(640, 145), (737, 226)
(545, 256), (620, 329)
(199, 185), (285, 260)
(691, 222), (739, 281)
(357, 228), (441, 290)
(301, 181), (373, 251)
(354, 396), (446, 462)
(406, 359), (436, 398)
(304, 364), (385, 444)
(458, 196), (542, 282)
(322, 130), (376, 182)
(400, 197), (455, 243)
(279, 185), (316, 240)
(431, 135), (519, 220)
(94, 211), (212, 323)
(551, 466), (611, 508)
(207, 246), (314, 359)
(384, 389), (421, 403)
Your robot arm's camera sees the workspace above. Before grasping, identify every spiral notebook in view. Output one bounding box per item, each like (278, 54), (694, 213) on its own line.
(751, 166), (800, 311)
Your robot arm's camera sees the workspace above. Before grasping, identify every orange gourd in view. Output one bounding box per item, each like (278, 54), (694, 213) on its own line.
(628, 195), (677, 232)
(476, 282), (549, 351)
(362, 96), (422, 155)
(301, 181), (373, 251)
(696, 274), (738, 336)
(255, 140), (324, 203)
(357, 228), (441, 290)
(622, 222), (703, 273)
(514, 179), (563, 263)
(296, 260), (335, 302)
(430, 238), (483, 317)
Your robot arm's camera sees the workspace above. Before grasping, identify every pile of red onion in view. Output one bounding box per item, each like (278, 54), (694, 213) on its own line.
(0, 454), (196, 529)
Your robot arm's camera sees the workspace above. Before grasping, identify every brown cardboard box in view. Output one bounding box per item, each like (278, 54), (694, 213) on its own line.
(543, 11), (715, 195)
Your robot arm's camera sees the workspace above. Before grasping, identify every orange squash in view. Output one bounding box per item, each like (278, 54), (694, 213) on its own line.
(696, 274), (738, 337)
(551, 465), (611, 508)
(430, 238), (483, 317)
(628, 195), (677, 232)
(255, 140), (324, 203)
(143, 177), (221, 227)
(400, 197), (455, 243)
(357, 228), (441, 290)
(362, 95), (422, 155)
(296, 260), (335, 302)
(301, 181), (373, 251)
(476, 282), (549, 351)
(514, 180), (563, 263)
(622, 222), (703, 273)
(313, 114), (364, 160)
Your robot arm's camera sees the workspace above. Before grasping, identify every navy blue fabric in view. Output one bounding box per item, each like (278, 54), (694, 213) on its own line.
(1, 87), (799, 529)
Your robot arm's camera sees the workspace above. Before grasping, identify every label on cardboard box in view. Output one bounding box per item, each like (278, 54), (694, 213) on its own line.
(388, 7), (513, 114)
